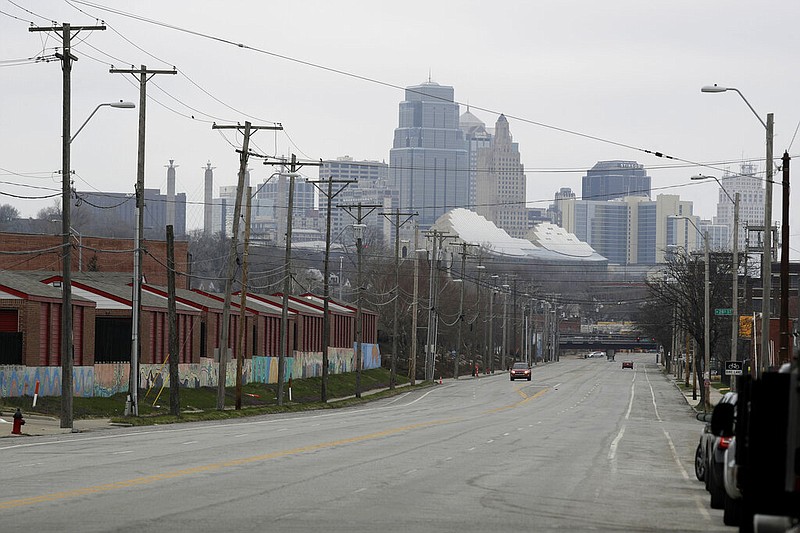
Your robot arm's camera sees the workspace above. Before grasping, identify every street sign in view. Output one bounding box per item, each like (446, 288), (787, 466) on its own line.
(724, 361), (743, 375)
(714, 308), (733, 316)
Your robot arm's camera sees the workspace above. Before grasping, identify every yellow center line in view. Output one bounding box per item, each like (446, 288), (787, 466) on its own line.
(483, 387), (550, 414)
(0, 418), (453, 510)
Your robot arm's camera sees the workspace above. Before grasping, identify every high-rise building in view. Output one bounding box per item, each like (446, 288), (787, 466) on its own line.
(582, 160), (651, 201)
(389, 81), (469, 228)
(318, 156), (394, 246)
(561, 194), (695, 265)
(712, 162), (765, 251)
(459, 108), (492, 209)
(475, 115), (527, 238)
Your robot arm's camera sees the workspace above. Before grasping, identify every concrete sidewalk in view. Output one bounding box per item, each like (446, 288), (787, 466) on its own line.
(665, 371), (727, 410)
(1, 412), (119, 438)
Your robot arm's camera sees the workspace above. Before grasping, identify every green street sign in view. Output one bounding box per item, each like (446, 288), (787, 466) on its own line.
(714, 308), (733, 316)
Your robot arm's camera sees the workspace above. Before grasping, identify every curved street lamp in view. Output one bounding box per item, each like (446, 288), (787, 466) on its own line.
(701, 84), (773, 376)
(60, 99), (135, 429)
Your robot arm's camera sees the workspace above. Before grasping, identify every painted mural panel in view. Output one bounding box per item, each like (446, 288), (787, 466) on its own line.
(328, 347), (355, 374)
(357, 343), (381, 370)
(94, 363), (129, 397)
(0, 366), (93, 397)
(293, 351), (322, 379)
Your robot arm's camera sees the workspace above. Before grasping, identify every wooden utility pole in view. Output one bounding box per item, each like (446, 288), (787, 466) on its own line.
(109, 65), (176, 416)
(166, 225), (180, 417)
(452, 242), (477, 379)
(310, 175), (355, 402)
(212, 122), (282, 410)
(779, 152), (791, 364)
(30, 22), (106, 429)
(381, 210), (416, 388)
(235, 187), (253, 410)
(339, 202), (381, 397)
(409, 226), (419, 385)
(266, 155), (321, 406)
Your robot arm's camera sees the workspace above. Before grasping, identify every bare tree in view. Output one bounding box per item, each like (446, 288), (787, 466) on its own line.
(0, 204), (19, 223)
(645, 250), (737, 400)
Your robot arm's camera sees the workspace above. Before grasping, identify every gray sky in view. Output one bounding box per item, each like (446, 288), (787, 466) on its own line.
(2, 0), (799, 257)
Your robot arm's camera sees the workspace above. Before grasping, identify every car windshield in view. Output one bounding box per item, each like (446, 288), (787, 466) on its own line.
(512, 363), (528, 369)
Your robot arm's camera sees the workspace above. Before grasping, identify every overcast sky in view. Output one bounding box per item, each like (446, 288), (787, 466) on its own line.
(2, 0), (799, 257)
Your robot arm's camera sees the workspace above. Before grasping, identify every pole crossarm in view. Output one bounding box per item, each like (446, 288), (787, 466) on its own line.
(263, 156), (321, 174)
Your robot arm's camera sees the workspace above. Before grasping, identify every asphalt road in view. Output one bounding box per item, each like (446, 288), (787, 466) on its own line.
(0, 353), (727, 532)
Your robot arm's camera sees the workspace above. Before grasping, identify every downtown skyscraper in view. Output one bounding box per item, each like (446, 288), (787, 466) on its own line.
(389, 81), (469, 228)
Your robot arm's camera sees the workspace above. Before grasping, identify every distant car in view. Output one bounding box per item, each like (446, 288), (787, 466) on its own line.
(510, 362), (531, 381)
(622, 361), (633, 369)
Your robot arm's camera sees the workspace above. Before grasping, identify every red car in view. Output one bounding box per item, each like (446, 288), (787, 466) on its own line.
(510, 362), (531, 381)
(622, 361), (634, 369)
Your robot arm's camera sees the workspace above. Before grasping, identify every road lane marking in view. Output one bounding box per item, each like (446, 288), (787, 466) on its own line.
(644, 367), (661, 421)
(181, 441), (198, 445)
(483, 387), (549, 414)
(112, 451), (133, 455)
(695, 495), (711, 520)
(354, 488), (366, 493)
(662, 429), (690, 480)
(625, 379), (635, 420)
(0, 418), (455, 510)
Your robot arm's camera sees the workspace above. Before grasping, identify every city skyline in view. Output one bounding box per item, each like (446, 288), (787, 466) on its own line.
(1, 1), (798, 258)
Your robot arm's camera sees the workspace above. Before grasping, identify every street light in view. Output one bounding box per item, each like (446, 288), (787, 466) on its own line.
(60, 100), (134, 429)
(702, 84), (773, 376)
(691, 174), (741, 388)
(679, 215), (712, 411)
(70, 101), (135, 143)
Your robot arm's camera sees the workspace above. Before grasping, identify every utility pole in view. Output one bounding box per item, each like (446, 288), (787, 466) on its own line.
(30, 22), (106, 430)
(779, 152), (791, 364)
(109, 65), (176, 416)
(452, 242), (476, 379)
(269, 155), (322, 405)
(502, 282), (509, 370)
(339, 202), (380, 397)
(212, 122), (282, 410)
(310, 175), (356, 402)
(381, 210), (416, 388)
(410, 226), (419, 385)
(488, 275), (499, 371)
(166, 225), (180, 417)
(731, 192), (740, 392)
(235, 186), (253, 410)
(761, 113), (774, 376)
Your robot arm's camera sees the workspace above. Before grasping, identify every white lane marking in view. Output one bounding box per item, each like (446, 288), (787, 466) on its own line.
(233, 434), (248, 438)
(467, 447), (475, 451)
(445, 457), (453, 461)
(182, 441), (198, 445)
(277, 428), (288, 432)
(695, 495), (711, 520)
(404, 469), (418, 475)
(608, 425), (626, 462)
(487, 439), (494, 443)
(503, 432), (510, 436)
(625, 378), (635, 420)
(19, 462), (44, 466)
(354, 488), (366, 493)
(663, 429), (690, 480)
(112, 450), (133, 455)
(644, 367), (661, 421)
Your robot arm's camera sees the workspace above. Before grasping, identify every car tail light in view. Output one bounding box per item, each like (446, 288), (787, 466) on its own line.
(719, 436), (733, 450)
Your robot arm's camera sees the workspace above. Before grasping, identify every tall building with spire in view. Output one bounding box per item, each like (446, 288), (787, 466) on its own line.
(475, 115), (527, 238)
(389, 81), (469, 228)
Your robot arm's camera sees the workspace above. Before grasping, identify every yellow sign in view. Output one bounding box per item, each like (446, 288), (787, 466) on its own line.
(739, 315), (753, 338)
